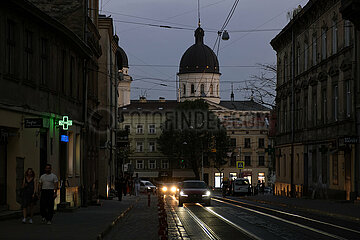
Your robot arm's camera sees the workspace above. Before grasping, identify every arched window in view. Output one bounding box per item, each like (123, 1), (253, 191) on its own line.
(183, 84), (186, 95)
(217, 84), (219, 95)
(210, 84), (213, 95)
(200, 84), (205, 96)
(191, 84), (195, 94)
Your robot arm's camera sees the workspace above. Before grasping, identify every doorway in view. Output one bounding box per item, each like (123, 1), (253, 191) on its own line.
(0, 140), (7, 206)
(40, 132), (48, 176)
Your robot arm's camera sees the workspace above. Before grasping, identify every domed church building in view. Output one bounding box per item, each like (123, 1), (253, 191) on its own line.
(178, 26), (221, 104)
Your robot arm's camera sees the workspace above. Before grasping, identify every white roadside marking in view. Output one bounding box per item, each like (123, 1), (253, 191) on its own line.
(213, 198), (348, 240)
(196, 203), (262, 240)
(215, 197), (360, 235)
(184, 204), (221, 240)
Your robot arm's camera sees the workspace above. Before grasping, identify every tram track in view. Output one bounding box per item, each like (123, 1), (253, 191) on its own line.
(212, 196), (360, 240)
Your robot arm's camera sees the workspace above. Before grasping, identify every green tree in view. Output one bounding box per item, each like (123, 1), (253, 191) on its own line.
(157, 100), (232, 179)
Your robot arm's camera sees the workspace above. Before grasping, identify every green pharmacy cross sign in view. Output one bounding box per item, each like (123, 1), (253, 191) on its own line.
(59, 116), (72, 130)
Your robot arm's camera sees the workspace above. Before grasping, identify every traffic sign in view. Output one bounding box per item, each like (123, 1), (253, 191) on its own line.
(236, 161), (244, 169)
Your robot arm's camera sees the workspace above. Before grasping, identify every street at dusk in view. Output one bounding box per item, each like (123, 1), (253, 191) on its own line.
(1, 0), (360, 239)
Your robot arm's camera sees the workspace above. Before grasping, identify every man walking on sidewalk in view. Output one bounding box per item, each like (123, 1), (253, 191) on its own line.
(39, 164), (58, 225)
(134, 173), (140, 196)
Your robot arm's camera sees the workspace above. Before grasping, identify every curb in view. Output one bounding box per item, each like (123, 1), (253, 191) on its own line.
(97, 198), (139, 240)
(238, 196), (360, 223)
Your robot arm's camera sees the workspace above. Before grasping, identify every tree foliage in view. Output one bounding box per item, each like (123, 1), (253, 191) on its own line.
(157, 100), (232, 179)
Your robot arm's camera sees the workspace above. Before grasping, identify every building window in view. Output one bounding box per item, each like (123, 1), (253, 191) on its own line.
(148, 124), (156, 134)
(214, 172), (224, 188)
(296, 45), (301, 75)
(61, 50), (66, 93)
(304, 41), (309, 71)
(25, 30), (33, 81)
(332, 153), (338, 185)
(217, 84), (219, 95)
(210, 84), (213, 95)
(6, 20), (15, 75)
(136, 141), (143, 152)
(245, 156), (251, 166)
(312, 91), (317, 126)
(149, 142), (156, 152)
(161, 160), (169, 169)
(244, 138), (251, 148)
(69, 56), (75, 96)
(229, 173), (237, 181)
(230, 138), (236, 147)
(332, 20), (337, 54)
(333, 85), (338, 121)
(183, 84), (186, 95)
(148, 160), (156, 169)
(136, 160), (144, 169)
(124, 125), (130, 132)
(321, 27), (327, 60)
(283, 55), (288, 82)
(322, 89), (327, 124)
(312, 34), (317, 66)
(258, 156), (265, 166)
(200, 84), (205, 96)
(346, 80), (351, 117)
(136, 124), (143, 134)
(258, 138), (265, 148)
(191, 84), (195, 94)
(40, 38), (48, 85)
(344, 20), (351, 47)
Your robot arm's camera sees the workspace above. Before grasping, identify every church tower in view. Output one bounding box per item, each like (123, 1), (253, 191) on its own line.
(178, 26), (221, 104)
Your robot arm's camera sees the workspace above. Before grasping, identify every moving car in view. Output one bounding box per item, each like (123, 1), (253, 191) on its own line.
(230, 178), (251, 196)
(140, 180), (156, 193)
(178, 180), (211, 207)
(159, 182), (179, 196)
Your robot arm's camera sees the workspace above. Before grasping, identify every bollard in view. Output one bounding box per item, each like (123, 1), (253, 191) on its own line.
(148, 192), (151, 207)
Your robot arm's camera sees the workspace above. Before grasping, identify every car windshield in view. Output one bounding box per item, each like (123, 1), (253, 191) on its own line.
(182, 181), (207, 189)
(235, 180), (249, 185)
(145, 182), (154, 186)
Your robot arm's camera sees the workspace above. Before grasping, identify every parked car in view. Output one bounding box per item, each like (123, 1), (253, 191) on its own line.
(230, 178), (251, 196)
(178, 180), (211, 207)
(140, 180), (156, 193)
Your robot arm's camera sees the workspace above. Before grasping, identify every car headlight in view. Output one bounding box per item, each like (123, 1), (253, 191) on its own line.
(171, 186), (177, 193)
(202, 191), (211, 197)
(180, 191), (188, 197)
(162, 186), (168, 192)
(147, 187), (151, 190)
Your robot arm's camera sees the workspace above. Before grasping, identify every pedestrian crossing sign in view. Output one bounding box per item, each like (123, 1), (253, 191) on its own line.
(236, 161), (244, 169)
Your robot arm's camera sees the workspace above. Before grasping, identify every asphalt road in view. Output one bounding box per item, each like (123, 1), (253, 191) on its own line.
(165, 195), (360, 240)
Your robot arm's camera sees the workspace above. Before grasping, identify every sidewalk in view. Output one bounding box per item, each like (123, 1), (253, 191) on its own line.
(0, 195), (137, 240)
(242, 194), (360, 222)
(103, 194), (159, 240)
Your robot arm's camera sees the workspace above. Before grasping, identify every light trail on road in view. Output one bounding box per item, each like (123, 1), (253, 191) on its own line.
(212, 198), (349, 240)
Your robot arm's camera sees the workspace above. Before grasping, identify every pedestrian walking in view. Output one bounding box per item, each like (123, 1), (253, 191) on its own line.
(21, 168), (38, 224)
(134, 173), (140, 196)
(115, 174), (124, 201)
(39, 164), (58, 225)
(124, 174), (129, 196)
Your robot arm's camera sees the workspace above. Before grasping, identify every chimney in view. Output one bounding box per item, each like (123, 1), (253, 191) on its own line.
(139, 96), (147, 103)
(159, 97), (165, 102)
(230, 83), (234, 102)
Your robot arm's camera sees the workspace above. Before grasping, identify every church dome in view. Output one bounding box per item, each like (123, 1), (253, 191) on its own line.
(179, 27), (220, 74)
(116, 46), (129, 69)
